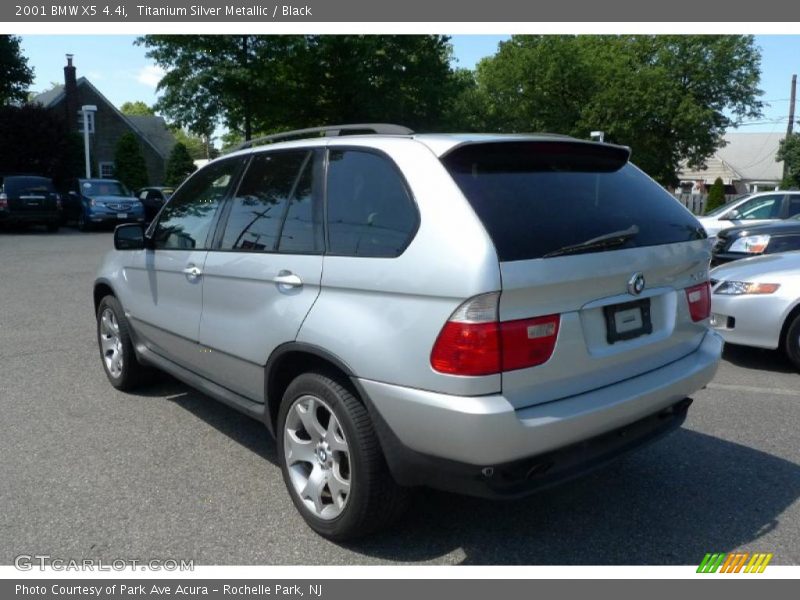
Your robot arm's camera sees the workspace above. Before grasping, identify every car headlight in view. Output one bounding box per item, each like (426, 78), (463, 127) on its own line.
(713, 281), (781, 295)
(729, 234), (770, 254)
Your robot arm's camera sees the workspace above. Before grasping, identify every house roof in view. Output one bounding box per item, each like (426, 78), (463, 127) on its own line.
(30, 78), (175, 160)
(679, 131), (786, 184)
(125, 115), (176, 158)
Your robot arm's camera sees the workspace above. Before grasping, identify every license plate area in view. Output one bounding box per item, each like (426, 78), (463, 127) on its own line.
(603, 298), (652, 344)
(117, 212), (128, 219)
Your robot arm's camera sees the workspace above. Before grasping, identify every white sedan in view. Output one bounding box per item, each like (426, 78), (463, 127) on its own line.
(710, 251), (800, 370)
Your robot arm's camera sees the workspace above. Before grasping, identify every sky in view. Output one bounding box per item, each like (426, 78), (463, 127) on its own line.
(18, 34), (800, 135)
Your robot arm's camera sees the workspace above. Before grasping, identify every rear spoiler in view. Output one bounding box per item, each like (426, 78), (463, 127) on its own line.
(441, 139), (631, 173)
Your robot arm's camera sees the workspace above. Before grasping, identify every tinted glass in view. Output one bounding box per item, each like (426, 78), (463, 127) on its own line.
(326, 150), (417, 257)
(786, 196), (800, 218)
(1, 176), (56, 195)
(442, 142), (706, 262)
(220, 151), (312, 252)
(733, 195), (782, 220)
(277, 158), (321, 253)
(153, 159), (239, 250)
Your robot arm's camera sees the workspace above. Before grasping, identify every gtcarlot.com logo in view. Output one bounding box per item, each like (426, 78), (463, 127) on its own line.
(14, 554), (194, 572)
(697, 552), (773, 573)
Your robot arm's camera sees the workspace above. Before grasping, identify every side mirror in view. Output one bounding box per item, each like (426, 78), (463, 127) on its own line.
(723, 209), (740, 220)
(114, 223), (147, 251)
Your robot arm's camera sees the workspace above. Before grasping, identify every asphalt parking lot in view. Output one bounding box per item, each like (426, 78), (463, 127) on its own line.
(1, 228), (799, 566)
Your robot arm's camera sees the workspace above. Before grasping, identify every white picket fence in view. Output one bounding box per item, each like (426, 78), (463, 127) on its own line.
(673, 193), (743, 216)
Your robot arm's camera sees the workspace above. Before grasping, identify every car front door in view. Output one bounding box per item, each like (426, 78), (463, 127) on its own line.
(123, 158), (244, 373)
(197, 149), (325, 402)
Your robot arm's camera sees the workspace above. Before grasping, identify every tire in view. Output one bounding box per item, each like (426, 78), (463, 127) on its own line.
(784, 312), (800, 372)
(78, 211), (91, 231)
(46, 221), (59, 233)
(277, 372), (408, 540)
(96, 295), (153, 390)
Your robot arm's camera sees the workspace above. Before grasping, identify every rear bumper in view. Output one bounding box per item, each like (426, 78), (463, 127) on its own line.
(357, 329), (722, 497)
(0, 209), (60, 224)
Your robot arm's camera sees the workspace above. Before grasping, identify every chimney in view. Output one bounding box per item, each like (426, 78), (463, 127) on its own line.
(64, 54), (78, 133)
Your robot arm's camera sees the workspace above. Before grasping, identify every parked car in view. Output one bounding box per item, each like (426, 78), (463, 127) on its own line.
(712, 215), (800, 265)
(0, 175), (61, 232)
(710, 252), (800, 370)
(93, 125), (722, 540)
(136, 186), (174, 221)
(63, 178), (145, 231)
(697, 191), (800, 237)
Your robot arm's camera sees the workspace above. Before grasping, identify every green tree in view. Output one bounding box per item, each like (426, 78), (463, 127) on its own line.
(705, 177), (726, 214)
(0, 35), (34, 105)
(120, 100), (155, 116)
(135, 35), (458, 139)
(171, 127), (213, 160)
(164, 142), (197, 186)
(778, 133), (800, 189)
(114, 133), (149, 190)
(0, 105), (82, 187)
(471, 35), (763, 185)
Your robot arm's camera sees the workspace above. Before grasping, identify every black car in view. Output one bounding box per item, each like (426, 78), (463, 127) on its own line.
(136, 186), (174, 221)
(0, 175), (61, 232)
(712, 215), (800, 265)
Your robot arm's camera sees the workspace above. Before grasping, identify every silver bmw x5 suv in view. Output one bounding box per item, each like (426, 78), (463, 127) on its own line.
(94, 124), (723, 539)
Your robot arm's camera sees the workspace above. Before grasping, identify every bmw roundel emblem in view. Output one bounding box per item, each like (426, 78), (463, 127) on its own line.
(627, 272), (646, 295)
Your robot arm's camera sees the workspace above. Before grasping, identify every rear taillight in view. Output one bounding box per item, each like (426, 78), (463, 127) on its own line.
(430, 293), (560, 376)
(685, 282), (711, 322)
(500, 314), (560, 371)
(0, 192), (7, 209)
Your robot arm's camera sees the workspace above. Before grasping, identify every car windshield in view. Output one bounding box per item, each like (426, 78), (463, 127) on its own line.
(81, 180), (129, 197)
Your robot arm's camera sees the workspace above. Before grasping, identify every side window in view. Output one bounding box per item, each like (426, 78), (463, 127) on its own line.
(326, 149), (417, 257)
(139, 191), (148, 200)
(732, 195), (782, 220)
(152, 159), (240, 250)
(220, 150), (317, 252)
(787, 196), (800, 218)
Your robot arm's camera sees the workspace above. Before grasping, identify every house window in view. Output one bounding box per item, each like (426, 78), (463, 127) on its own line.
(99, 162), (115, 178)
(77, 110), (95, 133)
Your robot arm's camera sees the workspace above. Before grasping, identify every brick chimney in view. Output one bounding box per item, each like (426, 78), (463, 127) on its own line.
(64, 54), (78, 133)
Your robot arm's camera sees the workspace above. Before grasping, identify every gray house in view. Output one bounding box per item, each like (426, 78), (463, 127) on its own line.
(677, 132), (786, 194)
(31, 55), (175, 186)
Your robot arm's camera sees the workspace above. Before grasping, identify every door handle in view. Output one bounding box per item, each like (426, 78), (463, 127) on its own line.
(182, 265), (203, 280)
(273, 271), (303, 289)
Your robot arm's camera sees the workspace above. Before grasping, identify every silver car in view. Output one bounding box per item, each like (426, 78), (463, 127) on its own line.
(93, 125), (722, 539)
(710, 251), (800, 370)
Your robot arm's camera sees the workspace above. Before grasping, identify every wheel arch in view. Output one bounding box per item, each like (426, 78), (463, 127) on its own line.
(93, 278), (117, 314)
(264, 343), (360, 434)
(779, 300), (800, 350)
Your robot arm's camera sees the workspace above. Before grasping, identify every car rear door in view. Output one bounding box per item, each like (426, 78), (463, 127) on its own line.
(443, 141), (712, 409)
(122, 158), (244, 372)
(197, 149), (324, 402)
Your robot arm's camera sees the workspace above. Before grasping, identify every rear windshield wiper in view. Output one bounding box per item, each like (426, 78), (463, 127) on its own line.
(542, 225), (639, 258)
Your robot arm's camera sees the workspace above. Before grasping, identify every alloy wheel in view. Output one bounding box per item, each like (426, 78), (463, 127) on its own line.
(99, 308), (124, 378)
(283, 395), (351, 519)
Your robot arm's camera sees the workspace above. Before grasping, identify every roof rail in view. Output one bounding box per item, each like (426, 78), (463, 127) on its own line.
(228, 123), (414, 153)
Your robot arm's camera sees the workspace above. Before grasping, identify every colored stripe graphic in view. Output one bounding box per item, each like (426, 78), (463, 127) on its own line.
(697, 552), (773, 573)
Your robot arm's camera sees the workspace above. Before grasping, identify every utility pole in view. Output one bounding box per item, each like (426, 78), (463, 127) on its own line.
(784, 74), (797, 180)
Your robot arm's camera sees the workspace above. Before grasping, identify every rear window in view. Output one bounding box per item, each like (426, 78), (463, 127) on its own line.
(442, 142), (705, 262)
(1, 176), (56, 195)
